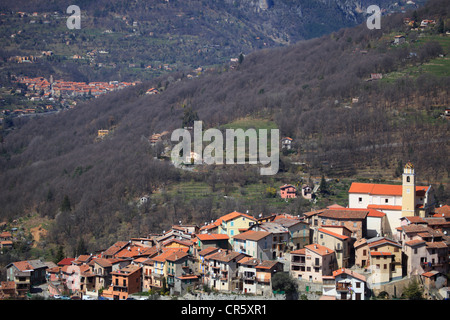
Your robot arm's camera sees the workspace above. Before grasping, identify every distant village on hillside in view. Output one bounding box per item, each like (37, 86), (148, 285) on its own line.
(1, 162), (449, 300)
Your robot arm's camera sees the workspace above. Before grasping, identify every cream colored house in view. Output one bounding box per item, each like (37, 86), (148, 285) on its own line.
(217, 211), (257, 245)
(354, 237), (402, 282)
(290, 243), (336, 283)
(317, 227), (350, 269)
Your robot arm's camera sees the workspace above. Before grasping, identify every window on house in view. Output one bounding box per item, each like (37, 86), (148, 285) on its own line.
(356, 282), (361, 288)
(385, 199), (389, 203)
(407, 177), (410, 183)
(358, 197), (362, 203)
(384, 264), (387, 270)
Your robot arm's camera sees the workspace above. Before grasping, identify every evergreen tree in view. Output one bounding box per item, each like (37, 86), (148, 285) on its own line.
(181, 106), (199, 128)
(61, 195), (71, 212)
(319, 175), (330, 196)
(54, 245), (65, 264)
(75, 237), (88, 256)
(403, 280), (424, 300)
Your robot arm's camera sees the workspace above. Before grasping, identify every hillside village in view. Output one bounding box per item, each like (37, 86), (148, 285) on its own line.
(1, 162), (449, 300)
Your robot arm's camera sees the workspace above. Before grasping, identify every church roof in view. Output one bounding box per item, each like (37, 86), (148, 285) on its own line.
(349, 182), (430, 197)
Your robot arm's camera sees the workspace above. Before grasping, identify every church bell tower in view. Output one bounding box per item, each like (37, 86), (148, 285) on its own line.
(402, 161), (416, 217)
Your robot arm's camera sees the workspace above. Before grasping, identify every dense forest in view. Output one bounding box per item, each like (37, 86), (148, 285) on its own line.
(0, 0), (449, 260)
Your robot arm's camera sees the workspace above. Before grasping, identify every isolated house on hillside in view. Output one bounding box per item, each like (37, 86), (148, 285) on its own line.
(394, 35), (406, 45)
(281, 137), (293, 150)
(280, 184), (297, 199)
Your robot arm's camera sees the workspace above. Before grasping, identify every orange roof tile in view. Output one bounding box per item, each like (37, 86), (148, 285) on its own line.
(196, 233), (229, 241)
(369, 251), (392, 256)
(349, 182), (429, 196)
(318, 228), (349, 240)
(332, 268), (366, 282)
(232, 230), (271, 241)
(305, 243), (334, 255)
(367, 204), (402, 211)
(219, 211), (256, 222)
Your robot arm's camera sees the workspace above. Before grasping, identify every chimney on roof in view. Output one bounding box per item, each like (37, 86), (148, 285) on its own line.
(314, 245), (317, 249)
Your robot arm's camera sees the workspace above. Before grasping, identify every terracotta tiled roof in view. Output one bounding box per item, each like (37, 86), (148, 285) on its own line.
(290, 248), (306, 255)
(237, 256), (260, 266)
(425, 241), (448, 249)
(198, 247), (220, 256)
(303, 209), (325, 217)
(349, 182), (429, 196)
(369, 251), (392, 256)
(152, 248), (187, 263)
(219, 211), (256, 223)
(368, 238), (401, 248)
(256, 260), (280, 270)
(207, 250), (245, 263)
(166, 251), (190, 262)
(232, 230), (270, 241)
(196, 233), (229, 241)
(319, 209), (368, 220)
(318, 228), (349, 240)
(405, 239), (426, 247)
(332, 268), (366, 282)
(368, 204), (402, 211)
(305, 243), (334, 256)
(434, 205), (450, 217)
(57, 258), (75, 266)
(102, 241), (129, 257)
(13, 261), (34, 271)
(93, 258), (113, 268)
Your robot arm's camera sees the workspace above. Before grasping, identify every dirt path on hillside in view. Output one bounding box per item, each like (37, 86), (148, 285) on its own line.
(30, 225), (47, 247)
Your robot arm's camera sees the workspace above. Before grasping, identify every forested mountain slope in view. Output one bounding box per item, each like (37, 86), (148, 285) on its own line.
(0, 0), (422, 82)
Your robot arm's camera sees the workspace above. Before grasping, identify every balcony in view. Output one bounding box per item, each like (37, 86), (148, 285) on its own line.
(291, 258), (306, 265)
(241, 273), (256, 280)
(336, 283), (351, 292)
